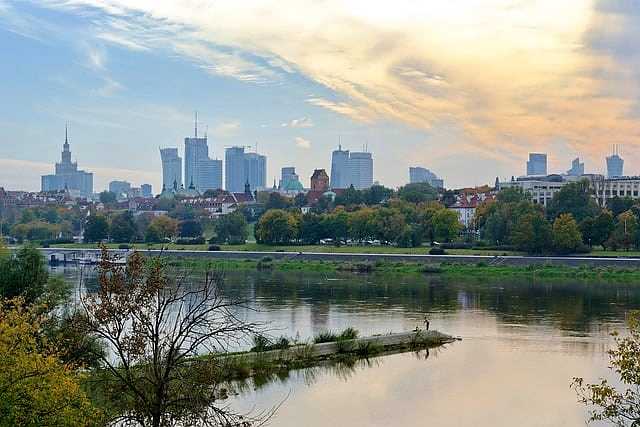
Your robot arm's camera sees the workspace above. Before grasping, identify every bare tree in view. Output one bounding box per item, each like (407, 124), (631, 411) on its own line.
(80, 248), (265, 427)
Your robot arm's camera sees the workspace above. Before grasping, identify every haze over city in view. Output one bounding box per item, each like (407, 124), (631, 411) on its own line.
(2, 0), (640, 192)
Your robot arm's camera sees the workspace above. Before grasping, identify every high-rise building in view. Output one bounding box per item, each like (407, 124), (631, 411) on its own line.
(607, 146), (624, 178)
(108, 180), (131, 197)
(566, 157), (585, 176)
(225, 146), (246, 192)
(526, 153), (547, 176)
(409, 167), (444, 189)
(348, 151), (373, 190)
(141, 184), (153, 198)
(184, 136), (208, 189)
(41, 126), (93, 197)
(159, 147), (182, 190)
(198, 158), (223, 192)
(244, 152), (267, 191)
(330, 145), (350, 189)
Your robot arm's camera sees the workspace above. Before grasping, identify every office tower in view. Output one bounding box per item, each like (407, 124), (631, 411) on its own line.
(526, 153), (547, 176)
(566, 158), (585, 176)
(198, 158), (223, 192)
(41, 125), (93, 197)
(409, 167), (444, 189)
(184, 136), (208, 189)
(244, 152), (267, 191)
(310, 169), (329, 192)
(159, 147), (182, 190)
(607, 146), (624, 178)
(141, 184), (153, 198)
(348, 151), (374, 190)
(225, 146), (246, 192)
(108, 180), (131, 196)
(330, 145), (350, 189)
(279, 167), (303, 192)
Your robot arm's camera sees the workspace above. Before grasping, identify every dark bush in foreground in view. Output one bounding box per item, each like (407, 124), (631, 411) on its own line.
(429, 247), (447, 255)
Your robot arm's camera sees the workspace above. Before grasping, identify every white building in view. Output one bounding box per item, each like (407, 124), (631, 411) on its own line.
(499, 175), (569, 206)
(348, 152), (373, 190)
(159, 147), (182, 190)
(592, 176), (640, 206)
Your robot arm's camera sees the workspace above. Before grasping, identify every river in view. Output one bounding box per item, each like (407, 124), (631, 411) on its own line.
(55, 266), (638, 426)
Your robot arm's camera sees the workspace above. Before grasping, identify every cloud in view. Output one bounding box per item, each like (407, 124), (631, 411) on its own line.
(281, 117), (314, 128)
(14, 1), (640, 178)
(294, 137), (311, 149)
(212, 120), (241, 138)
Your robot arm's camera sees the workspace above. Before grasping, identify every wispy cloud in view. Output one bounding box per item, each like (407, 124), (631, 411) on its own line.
(281, 117), (314, 128)
(212, 120), (241, 138)
(294, 137), (311, 149)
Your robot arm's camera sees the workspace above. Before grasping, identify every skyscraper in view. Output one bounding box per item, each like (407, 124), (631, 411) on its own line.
(348, 151), (373, 190)
(330, 145), (350, 189)
(159, 147), (182, 190)
(198, 158), (223, 192)
(526, 153), (547, 176)
(279, 167), (303, 192)
(141, 184), (153, 198)
(566, 157), (584, 176)
(607, 146), (624, 178)
(108, 180), (131, 197)
(244, 152), (267, 191)
(225, 146), (246, 192)
(41, 126), (93, 197)
(184, 136), (208, 189)
(409, 167), (444, 188)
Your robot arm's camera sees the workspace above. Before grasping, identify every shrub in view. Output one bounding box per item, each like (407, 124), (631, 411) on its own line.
(339, 327), (359, 340)
(175, 237), (206, 245)
(207, 245), (221, 251)
(118, 244), (131, 250)
(314, 330), (339, 344)
(429, 247), (446, 255)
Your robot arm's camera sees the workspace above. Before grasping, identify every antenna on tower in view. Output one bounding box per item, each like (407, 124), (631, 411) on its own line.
(204, 125), (208, 139)
(65, 122), (68, 144)
(194, 111), (198, 138)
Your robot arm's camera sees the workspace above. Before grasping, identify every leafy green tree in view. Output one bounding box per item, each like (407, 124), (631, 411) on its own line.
(322, 209), (349, 242)
(265, 192), (292, 210)
(432, 209), (462, 242)
(511, 212), (552, 254)
(0, 300), (100, 426)
(178, 219), (203, 238)
(608, 210), (638, 251)
(255, 209), (297, 244)
(300, 212), (326, 244)
(608, 196), (634, 217)
(546, 180), (600, 222)
(361, 185), (394, 205)
(573, 311), (640, 426)
(99, 190), (117, 204)
(334, 185), (363, 207)
(552, 213), (583, 254)
(211, 211), (248, 244)
(84, 214), (109, 243)
(397, 182), (438, 204)
(109, 211), (137, 243)
(145, 215), (179, 243)
(0, 246), (51, 303)
(372, 207), (406, 244)
(593, 210), (615, 249)
(348, 208), (376, 242)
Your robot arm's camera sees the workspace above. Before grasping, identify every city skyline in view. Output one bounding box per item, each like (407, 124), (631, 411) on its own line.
(2, 2), (640, 192)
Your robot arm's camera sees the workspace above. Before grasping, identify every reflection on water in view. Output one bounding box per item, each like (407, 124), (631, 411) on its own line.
(54, 266), (640, 426)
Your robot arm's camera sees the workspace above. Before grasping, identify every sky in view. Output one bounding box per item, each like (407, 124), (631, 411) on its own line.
(1, 0), (639, 192)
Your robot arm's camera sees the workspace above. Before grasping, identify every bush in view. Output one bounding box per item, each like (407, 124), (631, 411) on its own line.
(175, 237), (206, 245)
(118, 244), (131, 250)
(314, 330), (339, 344)
(440, 242), (472, 250)
(207, 245), (221, 251)
(339, 327), (359, 340)
(429, 247), (447, 255)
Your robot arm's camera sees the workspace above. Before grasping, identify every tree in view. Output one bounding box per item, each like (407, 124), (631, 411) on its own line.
(0, 300), (99, 426)
(573, 311), (640, 426)
(372, 208), (406, 244)
(546, 180), (600, 222)
(511, 212), (552, 254)
(145, 215), (179, 243)
(608, 196), (634, 217)
(361, 185), (394, 205)
(552, 213), (583, 254)
(0, 246), (54, 303)
(348, 208), (376, 243)
(179, 219), (203, 238)
(99, 190), (117, 204)
(80, 250), (263, 426)
(432, 209), (461, 242)
(110, 211), (138, 243)
(255, 209), (297, 244)
(300, 212), (326, 244)
(397, 182), (438, 204)
(211, 211), (248, 244)
(264, 192), (292, 211)
(608, 210), (638, 251)
(84, 214), (109, 243)
(334, 185), (362, 207)
(593, 210), (615, 249)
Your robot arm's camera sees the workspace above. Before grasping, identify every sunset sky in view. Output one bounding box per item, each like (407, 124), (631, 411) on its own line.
(1, 0), (639, 191)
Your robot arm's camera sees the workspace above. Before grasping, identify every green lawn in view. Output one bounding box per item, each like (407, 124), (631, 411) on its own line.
(50, 242), (520, 256)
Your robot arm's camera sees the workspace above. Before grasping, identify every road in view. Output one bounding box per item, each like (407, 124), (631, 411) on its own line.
(38, 247), (640, 268)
